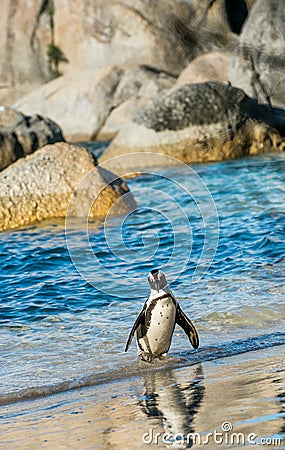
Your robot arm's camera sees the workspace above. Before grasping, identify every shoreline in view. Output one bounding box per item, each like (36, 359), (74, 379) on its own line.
(1, 330), (284, 408)
(1, 345), (284, 449)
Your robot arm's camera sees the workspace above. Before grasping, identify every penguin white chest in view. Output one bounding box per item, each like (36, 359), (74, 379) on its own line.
(138, 296), (176, 357)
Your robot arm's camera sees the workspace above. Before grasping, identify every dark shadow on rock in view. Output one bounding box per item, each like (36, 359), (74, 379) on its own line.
(225, 0), (248, 34)
(247, 101), (285, 137)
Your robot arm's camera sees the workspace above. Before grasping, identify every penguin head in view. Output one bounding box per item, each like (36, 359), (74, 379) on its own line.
(148, 269), (168, 292)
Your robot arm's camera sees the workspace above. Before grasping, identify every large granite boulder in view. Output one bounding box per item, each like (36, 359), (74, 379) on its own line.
(96, 65), (175, 140)
(0, 0), (51, 89)
(0, 142), (136, 232)
(51, 0), (239, 76)
(14, 68), (123, 142)
(0, 107), (64, 170)
(229, 0), (285, 109)
(1, 0), (248, 106)
(15, 65), (175, 142)
(100, 82), (285, 171)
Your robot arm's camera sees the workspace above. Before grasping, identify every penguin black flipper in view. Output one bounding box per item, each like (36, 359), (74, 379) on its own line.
(125, 305), (146, 352)
(176, 305), (199, 349)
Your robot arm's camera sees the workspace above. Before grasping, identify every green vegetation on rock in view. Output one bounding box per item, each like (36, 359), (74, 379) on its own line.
(47, 43), (68, 78)
(45, 0), (68, 79)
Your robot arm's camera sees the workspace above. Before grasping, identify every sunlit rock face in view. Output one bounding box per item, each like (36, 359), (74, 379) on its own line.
(0, 142), (136, 231)
(100, 82), (285, 171)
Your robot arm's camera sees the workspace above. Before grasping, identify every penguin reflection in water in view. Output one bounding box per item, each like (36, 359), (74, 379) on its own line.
(125, 269), (199, 362)
(140, 367), (204, 448)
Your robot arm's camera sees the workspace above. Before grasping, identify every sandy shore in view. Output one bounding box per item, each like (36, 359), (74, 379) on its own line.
(1, 345), (284, 450)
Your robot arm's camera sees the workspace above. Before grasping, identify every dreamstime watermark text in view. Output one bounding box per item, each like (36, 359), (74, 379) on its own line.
(142, 422), (283, 446)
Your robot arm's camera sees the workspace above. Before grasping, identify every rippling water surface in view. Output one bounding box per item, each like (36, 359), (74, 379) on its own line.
(0, 148), (284, 403)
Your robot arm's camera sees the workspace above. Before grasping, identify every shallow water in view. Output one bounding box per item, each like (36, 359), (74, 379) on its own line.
(0, 147), (284, 404)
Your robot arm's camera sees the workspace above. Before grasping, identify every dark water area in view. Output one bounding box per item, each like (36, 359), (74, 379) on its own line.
(0, 145), (284, 404)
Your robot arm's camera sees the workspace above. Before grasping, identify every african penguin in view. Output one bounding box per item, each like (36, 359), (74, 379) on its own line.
(125, 269), (199, 362)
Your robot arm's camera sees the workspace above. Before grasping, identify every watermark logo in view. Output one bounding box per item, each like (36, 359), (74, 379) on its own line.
(142, 422), (283, 446)
(65, 153), (219, 297)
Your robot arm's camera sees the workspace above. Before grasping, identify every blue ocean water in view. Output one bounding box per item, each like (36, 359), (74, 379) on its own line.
(0, 148), (284, 403)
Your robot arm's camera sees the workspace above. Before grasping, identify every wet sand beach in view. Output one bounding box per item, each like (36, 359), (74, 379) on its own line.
(1, 345), (284, 450)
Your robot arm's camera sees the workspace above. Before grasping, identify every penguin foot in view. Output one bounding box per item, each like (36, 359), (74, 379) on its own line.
(138, 351), (153, 363)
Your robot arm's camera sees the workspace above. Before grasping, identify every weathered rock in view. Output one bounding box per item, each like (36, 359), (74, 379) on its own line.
(0, 0), (51, 89)
(244, 0), (257, 9)
(15, 65), (175, 142)
(14, 67), (123, 142)
(100, 82), (285, 171)
(53, 0), (237, 76)
(0, 106), (64, 170)
(229, 0), (285, 109)
(96, 65), (175, 140)
(0, 142), (136, 231)
(176, 51), (231, 86)
(1, 0), (246, 107)
(0, 84), (38, 107)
